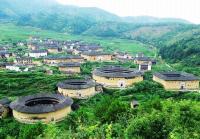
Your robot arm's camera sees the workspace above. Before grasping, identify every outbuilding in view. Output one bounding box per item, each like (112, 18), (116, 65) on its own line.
(130, 100), (139, 109)
(0, 98), (11, 119)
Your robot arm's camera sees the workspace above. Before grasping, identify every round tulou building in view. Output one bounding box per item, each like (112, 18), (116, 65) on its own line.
(57, 79), (97, 99)
(10, 93), (73, 124)
(92, 66), (143, 88)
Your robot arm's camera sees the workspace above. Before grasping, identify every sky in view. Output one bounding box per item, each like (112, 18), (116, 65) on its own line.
(56, 0), (200, 24)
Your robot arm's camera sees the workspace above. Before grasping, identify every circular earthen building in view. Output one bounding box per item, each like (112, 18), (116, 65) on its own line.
(57, 79), (96, 99)
(10, 93), (73, 124)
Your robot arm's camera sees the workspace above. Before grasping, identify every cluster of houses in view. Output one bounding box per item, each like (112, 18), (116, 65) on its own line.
(0, 36), (157, 73)
(0, 36), (199, 124)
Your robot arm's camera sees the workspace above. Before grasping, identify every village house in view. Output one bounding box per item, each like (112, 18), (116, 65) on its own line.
(0, 62), (7, 70)
(139, 62), (152, 71)
(135, 52), (144, 58)
(47, 45), (61, 53)
(0, 47), (7, 51)
(73, 47), (88, 55)
(10, 93), (73, 123)
(134, 56), (156, 65)
(29, 50), (47, 58)
(28, 42), (40, 50)
(0, 51), (12, 58)
(17, 41), (26, 46)
(62, 40), (81, 50)
(93, 66), (143, 88)
(114, 52), (133, 59)
(46, 69), (53, 75)
(15, 57), (32, 64)
(73, 44), (102, 55)
(58, 62), (81, 74)
(0, 98), (11, 119)
(44, 55), (84, 65)
(85, 45), (102, 51)
(57, 79), (98, 99)
(113, 52), (133, 62)
(29, 36), (41, 42)
(6, 64), (29, 72)
(66, 49), (74, 54)
(153, 71), (199, 91)
(81, 51), (112, 61)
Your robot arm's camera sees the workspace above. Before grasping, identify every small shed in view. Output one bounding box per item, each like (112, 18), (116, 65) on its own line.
(0, 98), (11, 118)
(130, 100), (139, 108)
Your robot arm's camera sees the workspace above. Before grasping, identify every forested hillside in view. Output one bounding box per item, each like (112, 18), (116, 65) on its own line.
(0, 0), (191, 34)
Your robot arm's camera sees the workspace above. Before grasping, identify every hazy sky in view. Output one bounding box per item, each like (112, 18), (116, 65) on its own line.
(56, 0), (200, 24)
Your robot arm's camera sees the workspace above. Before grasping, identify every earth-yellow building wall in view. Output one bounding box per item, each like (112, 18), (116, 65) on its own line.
(81, 54), (112, 61)
(153, 76), (167, 87)
(58, 87), (96, 99)
(47, 49), (59, 54)
(153, 75), (199, 90)
(44, 59), (83, 64)
(135, 60), (150, 65)
(93, 75), (143, 88)
(59, 67), (81, 73)
(12, 107), (71, 124)
(164, 80), (199, 90)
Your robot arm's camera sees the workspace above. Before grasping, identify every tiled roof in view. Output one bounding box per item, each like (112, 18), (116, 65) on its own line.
(58, 62), (81, 67)
(10, 93), (73, 114)
(154, 72), (199, 81)
(57, 79), (95, 89)
(93, 66), (143, 78)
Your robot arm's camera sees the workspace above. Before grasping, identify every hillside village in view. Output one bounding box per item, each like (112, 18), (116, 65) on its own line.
(1, 0), (200, 138)
(0, 36), (199, 124)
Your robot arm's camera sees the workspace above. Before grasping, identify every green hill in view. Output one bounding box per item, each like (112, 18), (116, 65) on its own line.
(0, 0), (192, 35)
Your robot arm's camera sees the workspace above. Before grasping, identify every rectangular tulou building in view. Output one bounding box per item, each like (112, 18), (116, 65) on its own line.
(44, 55), (84, 65)
(153, 72), (199, 91)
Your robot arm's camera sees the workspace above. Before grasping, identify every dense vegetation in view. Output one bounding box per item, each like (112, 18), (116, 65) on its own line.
(1, 71), (200, 139)
(160, 36), (200, 66)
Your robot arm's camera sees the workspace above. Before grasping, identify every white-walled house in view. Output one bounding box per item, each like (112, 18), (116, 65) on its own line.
(6, 64), (29, 72)
(29, 50), (47, 58)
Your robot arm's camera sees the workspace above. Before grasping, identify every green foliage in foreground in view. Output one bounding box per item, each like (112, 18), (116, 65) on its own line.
(0, 72), (200, 139)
